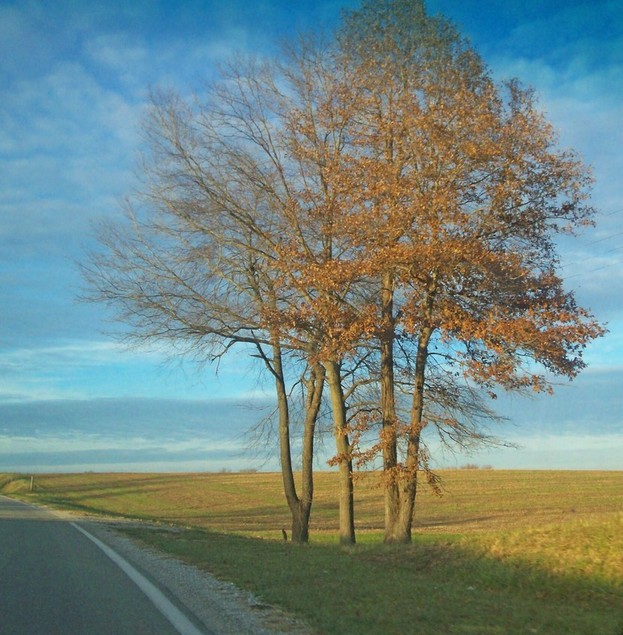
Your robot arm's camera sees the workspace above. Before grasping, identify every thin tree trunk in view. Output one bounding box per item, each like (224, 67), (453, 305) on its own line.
(389, 325), (433, 543)
(269, 339), (318, 543)
(271, 341), (301, 540)
(379, 270), (402, 543)
(387, 270), (437, 544)
(270, 338), (325, 543)
(295, 362), (325, 543)
(324, 359), (356, 545)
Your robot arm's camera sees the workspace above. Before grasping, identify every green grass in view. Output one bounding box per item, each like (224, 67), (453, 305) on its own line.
(3, 470), (622, 634)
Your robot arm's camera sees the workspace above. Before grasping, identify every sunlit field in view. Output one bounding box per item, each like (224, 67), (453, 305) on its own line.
(3, 470), (622, 634)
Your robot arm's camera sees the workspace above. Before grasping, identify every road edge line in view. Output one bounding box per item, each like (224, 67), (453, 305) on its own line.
(70, 522), (209, 635)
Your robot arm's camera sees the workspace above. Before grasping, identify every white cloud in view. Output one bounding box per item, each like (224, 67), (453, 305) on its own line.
(0, 434), (241, 455)
(0, 64), (141, 259)
(431, 427), (623, 470)
(0, 341), (124, 371)
(0, 395), (277, 472)
(1, 61), (139, 160)
(489, 55), (622, 153)
(0, 341), (146, 402)
(581, 327), (623, 370)
(0, 338), (263, 403)
(83, 33), (151, 88)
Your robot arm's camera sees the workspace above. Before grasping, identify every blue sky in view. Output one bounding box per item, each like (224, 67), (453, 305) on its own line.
(1, 0), (622, 472)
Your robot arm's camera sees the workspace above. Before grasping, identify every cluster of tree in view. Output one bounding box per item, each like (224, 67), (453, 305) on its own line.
(83, 0), (604, 544)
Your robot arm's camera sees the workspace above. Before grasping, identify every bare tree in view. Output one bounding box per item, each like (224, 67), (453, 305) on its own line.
(83, 42), (364, 542)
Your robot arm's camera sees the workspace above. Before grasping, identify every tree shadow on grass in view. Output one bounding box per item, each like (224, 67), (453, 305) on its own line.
(123, 526), (623, 635)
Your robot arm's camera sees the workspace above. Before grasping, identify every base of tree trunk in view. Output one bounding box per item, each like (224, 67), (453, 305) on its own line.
(289, 507), (311, 543)
(383, 531), (412, 545)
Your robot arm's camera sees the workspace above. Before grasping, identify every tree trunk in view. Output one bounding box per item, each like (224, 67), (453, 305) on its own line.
(324, 359), (356, 545)
(289, 501), (311, 543)
(379, 270), (402, 543)
(294, 362), (325, 544)
(387, 325), (432, 543)
(271, 340), (314, 544)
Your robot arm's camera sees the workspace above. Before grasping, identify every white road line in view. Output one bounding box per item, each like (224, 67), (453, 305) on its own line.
(70, 522), (208, 635)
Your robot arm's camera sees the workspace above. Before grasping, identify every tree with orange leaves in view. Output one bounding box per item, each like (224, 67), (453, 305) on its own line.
(84, 0), (604, 547)
(329, 0), (605, 543)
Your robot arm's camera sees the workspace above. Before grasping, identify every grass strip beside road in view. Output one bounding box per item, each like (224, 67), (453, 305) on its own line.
(2, 470), (622, 634)
(123, 522), (622, 635)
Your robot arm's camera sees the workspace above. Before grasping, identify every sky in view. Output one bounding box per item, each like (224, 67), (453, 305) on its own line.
(1, 0), (622, 473)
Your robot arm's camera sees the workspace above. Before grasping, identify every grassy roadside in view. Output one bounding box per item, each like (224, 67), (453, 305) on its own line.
(123, 522), (622, 635)
(3, 470), (622, 634)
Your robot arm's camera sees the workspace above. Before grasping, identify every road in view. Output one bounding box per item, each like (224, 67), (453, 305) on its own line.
(0, 495), (209, 635)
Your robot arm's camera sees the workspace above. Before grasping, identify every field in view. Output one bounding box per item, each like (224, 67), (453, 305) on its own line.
(2, 470), (622, 634)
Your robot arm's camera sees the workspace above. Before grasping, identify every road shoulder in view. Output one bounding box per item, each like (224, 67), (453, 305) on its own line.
(71, 518), (315, 635)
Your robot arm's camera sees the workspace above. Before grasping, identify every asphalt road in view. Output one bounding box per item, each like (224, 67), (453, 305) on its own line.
(0, 495), (208, 635)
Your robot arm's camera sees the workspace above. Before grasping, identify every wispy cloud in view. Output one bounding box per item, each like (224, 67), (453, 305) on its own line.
(1, 340), (125, 372)
(0, 341), (166, 402)
(0, 339), (264, 403)
(0, 341), (123, 402)
(0, 61), (139, 213)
